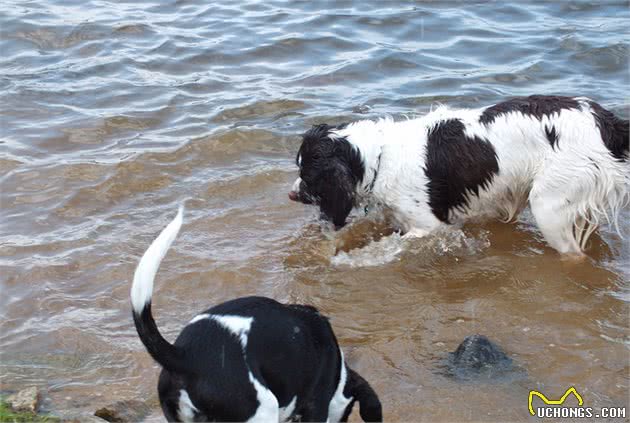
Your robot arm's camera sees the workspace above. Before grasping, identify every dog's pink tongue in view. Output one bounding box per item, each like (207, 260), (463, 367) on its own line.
(288, 191), (299, 201)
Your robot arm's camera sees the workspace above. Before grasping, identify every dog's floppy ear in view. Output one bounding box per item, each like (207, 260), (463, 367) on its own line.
(344, 367), (382, 422)
(317, 159), (355, 229)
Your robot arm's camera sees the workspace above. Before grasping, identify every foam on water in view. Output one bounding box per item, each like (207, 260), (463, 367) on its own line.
(332, 228), (491, 268)
(332, 231), (404, 267)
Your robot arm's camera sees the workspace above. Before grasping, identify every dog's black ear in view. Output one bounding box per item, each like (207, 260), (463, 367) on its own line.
(317, 160), (355, 229)
(344, 367), (382, 422)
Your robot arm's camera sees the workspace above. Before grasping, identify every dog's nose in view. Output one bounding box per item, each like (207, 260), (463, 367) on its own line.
(288, 191), (299, 201)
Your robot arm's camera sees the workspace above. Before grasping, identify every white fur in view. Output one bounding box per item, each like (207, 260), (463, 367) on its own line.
(177, 389), (199, 422)
(247, 371), (280, 423)
(300, 98), (629, 255)
(291, 177), (302, 193)
(188, 314), (253, 349)
(188, 313), (209, 325)
(131, 206), (184, 314)
(213, 315), (254, 349)
(279, 396), (297, 422)
(327, 350), (352, 423)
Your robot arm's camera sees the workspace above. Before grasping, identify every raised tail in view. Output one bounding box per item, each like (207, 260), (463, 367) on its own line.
(131, 206), (185, 372)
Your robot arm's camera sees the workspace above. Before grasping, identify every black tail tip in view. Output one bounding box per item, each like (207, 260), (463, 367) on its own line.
(346, 367), (383, 422)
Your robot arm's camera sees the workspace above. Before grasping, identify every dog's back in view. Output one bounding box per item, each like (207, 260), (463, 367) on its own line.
(158, 296), (343, 421)
(477, 96), (629, 254)
(370, 96), (628, 254)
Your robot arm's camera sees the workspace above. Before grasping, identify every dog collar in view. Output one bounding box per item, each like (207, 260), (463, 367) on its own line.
(365, 149), (383, 194)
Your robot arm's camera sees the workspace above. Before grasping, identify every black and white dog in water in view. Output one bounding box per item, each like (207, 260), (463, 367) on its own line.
(289, 95), (629, 257)
(131, 207), (382, 422)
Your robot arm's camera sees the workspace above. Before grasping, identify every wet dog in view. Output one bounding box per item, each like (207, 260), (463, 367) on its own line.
(289, 95), (629, 256)
(131, 207), (382, 422)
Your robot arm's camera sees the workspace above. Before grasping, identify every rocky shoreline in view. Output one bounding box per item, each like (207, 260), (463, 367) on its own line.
(1, 388), (150, 423)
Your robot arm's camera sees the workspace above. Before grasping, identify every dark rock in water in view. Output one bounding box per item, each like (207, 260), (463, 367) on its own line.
(94, 400), (151, 423)
(452, 334), (511, 370)
(444, 334), (519, 381)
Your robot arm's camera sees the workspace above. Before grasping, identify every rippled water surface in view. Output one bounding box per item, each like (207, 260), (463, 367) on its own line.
(1, 1), (629, 421)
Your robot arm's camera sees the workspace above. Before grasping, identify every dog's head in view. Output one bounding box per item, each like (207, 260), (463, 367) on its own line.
(289, 124), (365, 229)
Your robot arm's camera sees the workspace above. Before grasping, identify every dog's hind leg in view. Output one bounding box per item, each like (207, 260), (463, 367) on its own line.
(530, 194), (584, 256)
(529, 158), (610, 257)
(530, 146), (628, 257)
(528, 154), (591, 256)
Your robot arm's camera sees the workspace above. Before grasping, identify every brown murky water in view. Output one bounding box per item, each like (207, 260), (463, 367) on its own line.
(1, 1), (629, 421)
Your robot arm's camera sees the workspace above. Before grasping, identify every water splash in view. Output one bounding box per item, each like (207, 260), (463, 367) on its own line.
(331, 229), (491, 268)
(331, 231), (405, 267)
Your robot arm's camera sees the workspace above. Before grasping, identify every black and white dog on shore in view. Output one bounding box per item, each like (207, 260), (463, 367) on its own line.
(131, 207), (382, 422)
(289, 95), (629, 256)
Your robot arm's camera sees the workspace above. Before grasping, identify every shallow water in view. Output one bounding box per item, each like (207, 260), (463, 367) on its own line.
(1, 1), (629, 421)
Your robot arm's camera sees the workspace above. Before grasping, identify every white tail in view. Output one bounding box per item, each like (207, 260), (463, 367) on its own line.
(131, 206), (184, 314)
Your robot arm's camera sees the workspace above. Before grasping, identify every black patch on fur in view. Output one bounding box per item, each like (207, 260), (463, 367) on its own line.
(588, 101), (629, 161)
(296, 124), (365, 228)
(424, 119), (499, 223)
(544, 125), (559, 150)
(479, 95), (580, 125)
(297, 124), (363, 180)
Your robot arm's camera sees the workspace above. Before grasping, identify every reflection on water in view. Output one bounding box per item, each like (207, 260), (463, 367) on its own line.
(1, 0), (628, 421)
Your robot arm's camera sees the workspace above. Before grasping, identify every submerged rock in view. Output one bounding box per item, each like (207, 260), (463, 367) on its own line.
(452, 334), (511, 369)
(6, 386), (41, 413)
(94, 400), (151, 422)
(445, 334), (518, 381)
